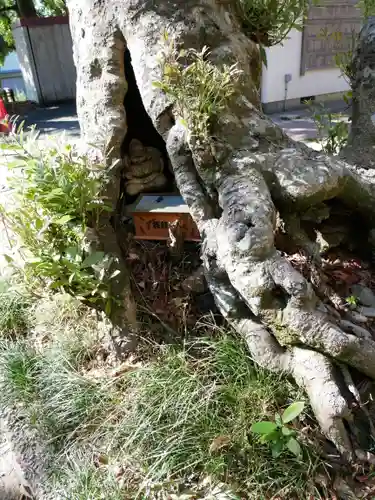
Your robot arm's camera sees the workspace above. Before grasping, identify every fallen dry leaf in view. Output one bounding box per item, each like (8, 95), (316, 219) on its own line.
(93, 452), (109, 468)
(209, 435), (231, 453)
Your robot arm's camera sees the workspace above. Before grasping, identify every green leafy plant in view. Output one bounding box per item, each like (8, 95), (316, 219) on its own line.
(309, 102), (349, 154)
(251, 401), (305, 458)
(0, 125), (117, 309)
(357, 0), (375, 18)
(237, 0), (306, 48)
(346, 295), (358, 308)
(153, 34), (242, 140)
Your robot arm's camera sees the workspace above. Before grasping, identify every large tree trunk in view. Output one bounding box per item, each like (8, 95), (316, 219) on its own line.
(67, 0), (375, 459)
(341, 16), (375, 170)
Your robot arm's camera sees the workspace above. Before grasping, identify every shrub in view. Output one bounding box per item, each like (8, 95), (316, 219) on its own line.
(154, 39), (242, 140)
(0, 129), (117, 310)
(237, 0), (306, 47)
(309, 102), (349, 155)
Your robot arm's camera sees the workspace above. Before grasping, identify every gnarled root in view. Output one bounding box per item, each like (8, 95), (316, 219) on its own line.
(166, 118), (375, 458)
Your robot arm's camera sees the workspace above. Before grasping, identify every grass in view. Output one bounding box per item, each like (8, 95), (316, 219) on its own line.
(0, 280), (31, 337)
(0, 291), (323, 498)
(50, 459), (125, 500)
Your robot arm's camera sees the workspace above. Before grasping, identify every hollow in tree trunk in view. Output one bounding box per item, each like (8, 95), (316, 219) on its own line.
(67, 1), (375, 459)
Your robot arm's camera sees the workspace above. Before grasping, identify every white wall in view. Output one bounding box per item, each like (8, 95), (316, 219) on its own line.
(13, 19), (76, 104)
(13, 26), (40, 102)
(27, 23), (76, 102)
(261, 28), (350, 104)
(0, 52), (25, 95)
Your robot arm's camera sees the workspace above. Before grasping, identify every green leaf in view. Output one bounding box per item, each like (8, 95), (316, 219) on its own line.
(275, 413), (282, 426)
(65, 246), (81, 262)
(251, 421), (277, 435)
(109, 269), (121, 279)
(44, 188), (65, 199)
(281, 402), (305, 423)
(152, 81), (167, 90)
(260, 430), (280, 443)
(3, 254), (14, 263)
(105, 300), (112, 316)
(286, 437), (301, 457)
(81, 251), (105, 269)
(0, 143), (21, 151)
(281, 426), (295, 437)
(271, 440), (283, 458)
(55, 215), (73, 225)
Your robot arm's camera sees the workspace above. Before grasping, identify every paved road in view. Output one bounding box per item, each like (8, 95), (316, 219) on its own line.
(269, 100), (350, 150)
(22, 101), (80, 140)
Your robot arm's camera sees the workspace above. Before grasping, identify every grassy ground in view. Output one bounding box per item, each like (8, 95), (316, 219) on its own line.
(0, 286), (327, 499)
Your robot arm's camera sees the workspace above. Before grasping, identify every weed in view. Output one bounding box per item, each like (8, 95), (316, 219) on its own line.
(37, 356), (117, 446)
(48, 454), (125, 500)
(0, 341), (40, 405)
(32, 293), (104, 368)
(346, 295), (358, 308)
(111, 335), (319, 496)
(251, 401), (305, 458)
(0, 294), (113, 443)
(154, 37), (242, 140)
(0, 127), (117, 310)
(308, 102), (349, 154)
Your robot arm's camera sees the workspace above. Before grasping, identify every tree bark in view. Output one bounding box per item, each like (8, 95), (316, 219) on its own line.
(16, 0), (37, 18)
(340, 16), (375, 171)
(68, 0), (375, 459)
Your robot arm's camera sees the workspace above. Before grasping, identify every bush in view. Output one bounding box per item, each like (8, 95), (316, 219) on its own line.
(154, 40), (242, 140)
(0, 129), (117, 309)
(237, 0), (306, 47)
(309, 102), (349, 155)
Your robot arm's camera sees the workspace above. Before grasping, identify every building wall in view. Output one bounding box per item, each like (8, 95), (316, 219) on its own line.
(12, 27), (40, 102)
(13, 16), (76, 104)
(0, 52), (26, 97)
(261, 28), (350, 111)
(2, 52), (20, 72)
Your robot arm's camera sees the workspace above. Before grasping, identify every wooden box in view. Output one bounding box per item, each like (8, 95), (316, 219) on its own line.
(130, 194), (200, 242)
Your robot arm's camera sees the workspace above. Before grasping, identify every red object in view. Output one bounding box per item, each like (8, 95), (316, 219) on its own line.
(0, 98), (11, 133)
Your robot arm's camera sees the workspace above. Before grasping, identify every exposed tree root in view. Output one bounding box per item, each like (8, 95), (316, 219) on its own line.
(68, 0), (375, 460)
(166, 115), (375, 458)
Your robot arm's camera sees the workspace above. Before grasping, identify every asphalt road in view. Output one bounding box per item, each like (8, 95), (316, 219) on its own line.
(22, 101), (80, 140)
